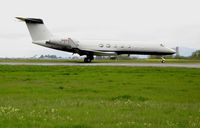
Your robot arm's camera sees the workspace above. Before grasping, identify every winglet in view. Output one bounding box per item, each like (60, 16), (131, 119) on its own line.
(15, 17), (44, 24)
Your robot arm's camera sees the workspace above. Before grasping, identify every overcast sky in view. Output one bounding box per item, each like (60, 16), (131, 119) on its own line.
(0, 0), (200, 57)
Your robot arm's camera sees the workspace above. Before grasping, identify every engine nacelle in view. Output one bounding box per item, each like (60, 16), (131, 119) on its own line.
(46, 38), (78, 49)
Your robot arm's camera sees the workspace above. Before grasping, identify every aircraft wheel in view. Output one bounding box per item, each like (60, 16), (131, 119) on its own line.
(84, 58), (91, 63)
(161, 57), (166, 63)
(161, 60), (165, 63)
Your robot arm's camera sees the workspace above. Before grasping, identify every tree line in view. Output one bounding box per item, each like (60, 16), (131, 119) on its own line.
(149, 50), (200, 59)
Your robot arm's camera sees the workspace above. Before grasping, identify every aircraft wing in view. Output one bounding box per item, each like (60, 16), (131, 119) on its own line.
(80, 49), (117, 56)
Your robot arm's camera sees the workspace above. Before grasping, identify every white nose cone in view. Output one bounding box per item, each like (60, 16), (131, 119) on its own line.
(170, 48), (176, 54)
(164, 47), (176, 55)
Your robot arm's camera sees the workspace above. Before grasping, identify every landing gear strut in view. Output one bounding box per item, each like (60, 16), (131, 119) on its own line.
(161, 57), (166, 63)
(84, 55), (94, 63)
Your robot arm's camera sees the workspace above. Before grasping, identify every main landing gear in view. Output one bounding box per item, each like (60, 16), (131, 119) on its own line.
(161, 57), (166, 63)
(84, 55), (94, 63)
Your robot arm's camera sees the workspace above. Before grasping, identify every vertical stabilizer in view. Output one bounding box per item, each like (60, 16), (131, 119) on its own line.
(16, 17), (53, 41)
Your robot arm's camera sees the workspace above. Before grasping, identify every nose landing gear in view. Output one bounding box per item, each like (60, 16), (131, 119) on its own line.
(161, 57), (166, 63)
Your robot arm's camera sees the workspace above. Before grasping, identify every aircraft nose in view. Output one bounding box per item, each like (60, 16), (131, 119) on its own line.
(169, 48), (176, 54)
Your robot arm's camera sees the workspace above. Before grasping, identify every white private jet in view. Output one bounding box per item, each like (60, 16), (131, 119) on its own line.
(16, 17), (175, 63)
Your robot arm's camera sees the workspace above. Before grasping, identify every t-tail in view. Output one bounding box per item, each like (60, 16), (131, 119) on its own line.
(16, 17), (53, 41)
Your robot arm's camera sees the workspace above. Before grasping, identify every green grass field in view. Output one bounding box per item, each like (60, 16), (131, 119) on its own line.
(0, 65), (199, 128)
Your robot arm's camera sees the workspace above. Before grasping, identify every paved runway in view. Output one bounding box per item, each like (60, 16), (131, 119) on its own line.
(0, 62), (200, 68)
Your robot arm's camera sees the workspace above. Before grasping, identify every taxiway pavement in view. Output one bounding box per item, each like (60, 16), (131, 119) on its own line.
(0, 62), (200, 68)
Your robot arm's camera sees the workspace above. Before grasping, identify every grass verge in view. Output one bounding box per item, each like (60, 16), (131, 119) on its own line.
(0, 65), (199, 127)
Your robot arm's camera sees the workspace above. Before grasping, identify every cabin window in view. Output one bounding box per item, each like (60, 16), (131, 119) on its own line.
(160, 44), (164, 47)
(106, 44), (111, 48)
(99, 44), (104, 47)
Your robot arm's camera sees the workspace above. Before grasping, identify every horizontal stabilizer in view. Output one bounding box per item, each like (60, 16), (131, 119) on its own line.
(16, 17), (44, 24)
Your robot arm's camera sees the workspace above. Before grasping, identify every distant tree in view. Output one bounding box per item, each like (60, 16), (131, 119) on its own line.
(39, 55), (59, 59)
(148, 55), (160, 59)
(165, 55), (174, 59)
(191, 50), (200, 59)
(39, 55), (44, 58)
(117, 56), (131, 60)
(174, 55), (188, 59)
(148, 55), (174, 59)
